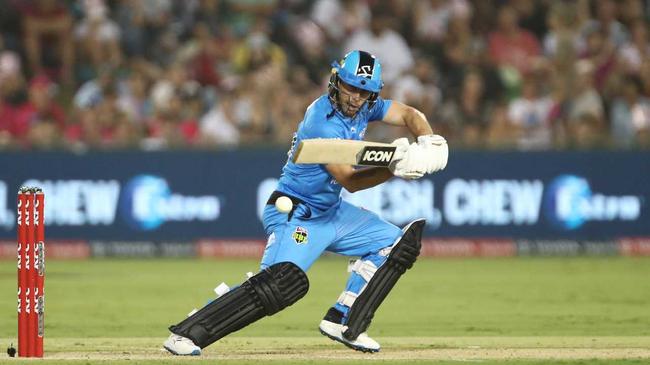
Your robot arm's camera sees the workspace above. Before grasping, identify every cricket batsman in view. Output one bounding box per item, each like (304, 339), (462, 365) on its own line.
(164, 50), (448, 355)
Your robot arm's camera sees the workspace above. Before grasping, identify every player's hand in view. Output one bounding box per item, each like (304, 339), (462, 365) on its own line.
(389, 141), (427, 180)
(417, 134), (448, 174)
(388, 138), (412, 178)
(389, 137), (410, 161)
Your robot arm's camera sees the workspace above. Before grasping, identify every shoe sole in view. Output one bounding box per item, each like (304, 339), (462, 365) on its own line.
(319, 328), (379, 353)
(163, 345), (201, 356)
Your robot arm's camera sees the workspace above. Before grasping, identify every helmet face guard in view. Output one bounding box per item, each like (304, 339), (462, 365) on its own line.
(328, 50), (384, 117)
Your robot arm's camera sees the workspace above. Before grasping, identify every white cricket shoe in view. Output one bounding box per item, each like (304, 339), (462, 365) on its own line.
(319, 319), (380, 353)
(163, 333), (202, 356)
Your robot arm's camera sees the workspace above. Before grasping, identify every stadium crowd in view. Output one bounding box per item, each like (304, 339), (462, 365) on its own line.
(0, 0), (649, 151)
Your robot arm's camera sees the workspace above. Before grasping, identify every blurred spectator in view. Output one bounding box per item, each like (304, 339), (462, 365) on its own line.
(18, 0), (74, 85)
(141, 0), (173, 25)
(568, 60), (604, 123)
(115, 0), (173, 63)
(222, 82), (264, 142)
(0, 0), (22, 50)
(543, 2), (585, 58)
(114, 0), (147, 58)
(311, 0), (370, 43)
(74, 0), (122, 71)
(67, 83), (139, 149)
(143, 83), (201, 149)
(150, 63), (198, 117)
(485, 101), (520, 149)
(441, 8), (490, 93)
(12, 74), (66, 146)
(227, 0), (277, 37)
(440, 68), (491, 145)
(393, 57), (441, 116)
(441, 8), (505, 102)
(412, 0), (452, 46)
(610, 75), (650, 148)
(231, 26), (287, 75)
(617, 19), (650, 76)
(26, 85), (66, 150)
(178, 0), (229, 38)
(177, 21), (231, 87)
(73, 65), (117, 109)
(619, 0), (646, 27)
(344, 6), (414, 85)
(268, 66), (318, 145)
(413, 0), (471, 48)
(0, 101), (12, 147)
(286, 19), (329, 85)
(507, 75), (554, 149)
(639, 59), (650, 97)
(489, 5), (542, 78)
(0, 36), (22, 92)
(0, 68), (28, 147)
(586, 0), (628, 48)
(566, 113), (609, 150)
(117, 71), (152, 124)
(579, 25), (617, 94)
(199, 92), (241, 147)
(0, 71), (27, 107)
(544, 3), (581, 142)
(510, 0), (548, 40)
(470, 0), (497, 35)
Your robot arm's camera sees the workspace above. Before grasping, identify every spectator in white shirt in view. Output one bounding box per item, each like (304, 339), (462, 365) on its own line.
(343, 7), (413, 85)
(508, 76), (554, 149)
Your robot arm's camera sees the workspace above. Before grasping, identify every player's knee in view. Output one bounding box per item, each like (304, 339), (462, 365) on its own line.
(260, 256), (310, 274)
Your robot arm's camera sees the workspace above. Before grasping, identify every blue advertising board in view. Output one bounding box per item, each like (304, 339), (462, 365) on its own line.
(0, 150), (648, 240)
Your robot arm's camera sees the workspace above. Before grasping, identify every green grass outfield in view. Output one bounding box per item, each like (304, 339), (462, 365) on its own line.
(0, 257), (649, 364)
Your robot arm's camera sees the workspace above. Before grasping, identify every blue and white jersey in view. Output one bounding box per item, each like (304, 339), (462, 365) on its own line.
(277, 95), (392, 210)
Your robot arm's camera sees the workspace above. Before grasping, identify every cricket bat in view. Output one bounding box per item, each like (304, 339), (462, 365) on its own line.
(292, 139), (397, 167)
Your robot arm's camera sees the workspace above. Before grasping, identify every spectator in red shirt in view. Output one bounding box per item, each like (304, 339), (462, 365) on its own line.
(488, 5), (542, 77)
(0, 74), (65, 148)
(19, 0), (74, 85)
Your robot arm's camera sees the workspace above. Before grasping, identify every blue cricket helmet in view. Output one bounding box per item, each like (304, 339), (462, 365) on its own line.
(328, 50), (384, 116)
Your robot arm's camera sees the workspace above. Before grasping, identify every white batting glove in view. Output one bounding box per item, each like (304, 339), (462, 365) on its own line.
(417, 134), (448, 174)
(389, 137), (410, 161)
(389, 142), (427, 180)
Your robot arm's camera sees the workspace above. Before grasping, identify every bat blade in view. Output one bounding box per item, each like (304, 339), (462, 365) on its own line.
(292, 139), (396, 167)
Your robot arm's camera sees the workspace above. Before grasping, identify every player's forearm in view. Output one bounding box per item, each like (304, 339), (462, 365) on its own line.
(403, 107), (433, 138)
(341, 167), (394, 193)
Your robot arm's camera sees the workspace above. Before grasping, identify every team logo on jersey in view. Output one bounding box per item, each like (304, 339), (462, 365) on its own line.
(292, 226), (308, 245)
